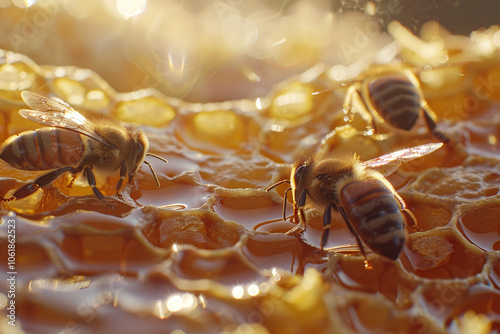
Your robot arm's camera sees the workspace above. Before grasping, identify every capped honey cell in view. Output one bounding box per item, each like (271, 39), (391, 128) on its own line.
(113, 96), (176, 127)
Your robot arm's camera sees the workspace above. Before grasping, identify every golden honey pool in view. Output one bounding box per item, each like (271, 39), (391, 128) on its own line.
(1, 1), (500, 333)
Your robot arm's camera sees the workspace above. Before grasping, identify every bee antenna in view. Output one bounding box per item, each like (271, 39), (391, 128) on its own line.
(144, 153), (168, 188)
(266, 179), (290, 192)
(146, 153), (168, 165)
(143, 160), (161, 188)
(311, 79), (357, 96)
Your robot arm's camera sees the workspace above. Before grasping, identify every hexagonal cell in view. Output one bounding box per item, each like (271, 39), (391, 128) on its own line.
(268, 81), (315, 123)
(141, 207), (243, 250)
(198, 154), (279, 189)
(175, 110), (260, 154)
(403, 196), (452, 231)
(434, 285), (500, 332)
(51, 77), (87, 106)
(458, 202), (500, 252)
(402, 228), (486, 279)
(214, 197), (284, 231)
(330, 255), (417, 305)
(338, 294), (445, 334)
(54, 211), (168, 272)
(169, 247), (266, 286)
(243, 233), (325, 274)
(409, 156), (500, 201)
(0, 62), (36, 96)
(112, 96), (175, 127)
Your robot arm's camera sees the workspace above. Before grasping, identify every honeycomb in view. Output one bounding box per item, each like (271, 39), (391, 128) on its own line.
(1, 2), (500, 334)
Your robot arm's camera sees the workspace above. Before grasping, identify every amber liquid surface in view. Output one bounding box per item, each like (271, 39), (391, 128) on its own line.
(1, 8), (500, 334)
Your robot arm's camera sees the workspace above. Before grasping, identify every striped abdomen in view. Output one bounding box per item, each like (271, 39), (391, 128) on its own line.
(0, 128), (84, 171)
(368, 76), (421, 131)
(340, 177), (405, 260)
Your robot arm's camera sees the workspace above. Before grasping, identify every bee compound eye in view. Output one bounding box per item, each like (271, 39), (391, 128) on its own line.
(136, 141), (144, 157)
(132, 141), (145, 166)
(293, 165), (306, 183)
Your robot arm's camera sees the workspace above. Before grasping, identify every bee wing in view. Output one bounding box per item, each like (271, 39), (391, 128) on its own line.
(362, 160), (402, 176)
(19, 91), (110, 147)
(21, 91), (72, 111)
(360, 143), (443, 176)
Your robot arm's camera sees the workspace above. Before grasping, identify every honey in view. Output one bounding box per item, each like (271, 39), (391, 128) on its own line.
(1, 3), (500, 334)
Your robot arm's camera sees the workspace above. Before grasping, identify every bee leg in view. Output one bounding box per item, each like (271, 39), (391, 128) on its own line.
(265, 180), (291, 221)
(342, 85), (357, 120)
(345, 84), (377, 133)
(115, 161), (127, 199)
(369, 118), (378, 134)
(320, 203), (333, 250)
(7, 184), (39, 201)
(403, 208), (420, 232)
(7, 166), (75, 201)
(422, 106), (450, 143)
(338, 206), (373, 269)
(83, 166), (110, 206)
(282, 187), (291, 221)
(286, 189), (308, 236)
(392, 191), (420, 231)
(355, 88), (378, 133)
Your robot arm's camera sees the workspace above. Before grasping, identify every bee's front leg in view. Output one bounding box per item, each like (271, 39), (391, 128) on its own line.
(320, 203), (334, 251)
(3, 166), (76, 201)
(114, 161), (127, 201)
(83, 166), (112, 207)
(286, 189), (308, 236)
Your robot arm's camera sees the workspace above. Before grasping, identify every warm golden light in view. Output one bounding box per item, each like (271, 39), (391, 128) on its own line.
(231, 286), (244, 299)
(270, 82), (314, 121)
(166, 294), (183, 312)
(247, 284), (259, 297)
(117, 0), (146, 18)
(12, 0), (36, 8)
(1, 2), (500, 333)
(271, 268), (281, 282)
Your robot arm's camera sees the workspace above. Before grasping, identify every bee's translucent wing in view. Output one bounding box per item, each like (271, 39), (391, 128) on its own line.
(360, 143), (443, 176)
(362, 160), (402, 176)
(21, 91), (72, 112)
(19, 91), (110, 147)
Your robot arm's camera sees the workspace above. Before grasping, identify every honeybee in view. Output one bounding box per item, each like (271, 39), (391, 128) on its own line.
(314, 65), (450, 143)
(267, 143), (443, 266)
(0, 91), (168, 204)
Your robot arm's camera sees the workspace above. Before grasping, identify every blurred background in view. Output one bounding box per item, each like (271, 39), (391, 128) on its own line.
(0, 0), (499, 102)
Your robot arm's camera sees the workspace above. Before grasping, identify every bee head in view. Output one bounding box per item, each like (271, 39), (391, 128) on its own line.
(291, 153), (358, 207)
(127, 130), (149, 181)
(124, 127), (168, 188)
(290, 161), (311, 206)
